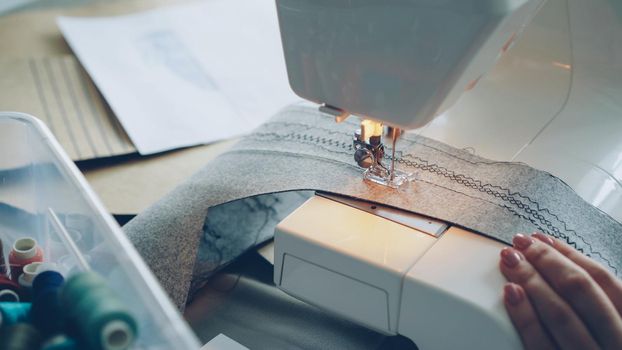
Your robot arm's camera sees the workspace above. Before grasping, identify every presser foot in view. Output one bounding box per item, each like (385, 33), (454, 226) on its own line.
(363, 165), (413, 189)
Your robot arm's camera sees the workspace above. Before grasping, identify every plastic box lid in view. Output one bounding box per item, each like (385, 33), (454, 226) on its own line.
(0, 112), (201, 349)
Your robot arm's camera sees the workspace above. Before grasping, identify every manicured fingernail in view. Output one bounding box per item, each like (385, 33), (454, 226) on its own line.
(513, 234), (534, 250)
(532, 232), (555, 247)
(504, 283), (523, 306)
(501, 247), (522, 268)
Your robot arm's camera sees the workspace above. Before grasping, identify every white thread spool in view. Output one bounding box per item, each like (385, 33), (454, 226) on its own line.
(0, 289), (19, 302)
(18, 262), (42, 289)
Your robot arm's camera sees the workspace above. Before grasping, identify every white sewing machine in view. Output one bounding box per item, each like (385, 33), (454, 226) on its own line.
(271, 0), (622, 349)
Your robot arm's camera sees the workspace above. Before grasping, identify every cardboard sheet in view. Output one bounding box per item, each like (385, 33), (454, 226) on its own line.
(0, 55), (135, 161)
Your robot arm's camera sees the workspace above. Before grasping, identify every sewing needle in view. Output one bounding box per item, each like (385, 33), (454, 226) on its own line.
(390, 129), (397, 182)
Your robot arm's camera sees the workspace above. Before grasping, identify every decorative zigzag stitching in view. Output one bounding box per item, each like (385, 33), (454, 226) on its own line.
(244, 129), (617, 273)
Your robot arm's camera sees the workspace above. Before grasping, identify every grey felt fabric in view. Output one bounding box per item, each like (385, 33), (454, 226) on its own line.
(123, 104), (622, 309)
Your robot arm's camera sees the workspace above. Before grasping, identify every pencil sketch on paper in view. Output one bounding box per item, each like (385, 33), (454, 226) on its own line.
(136, 31), (217, 90)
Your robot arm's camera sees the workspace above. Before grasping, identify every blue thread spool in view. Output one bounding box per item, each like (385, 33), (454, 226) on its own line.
(31, 293), (63, 336)
(61, 272), (137, 350)
(30, 271), (66, 336)
(0, 322), (42, 350)
(32, 270), (64, 298)
(0, 302), (31, 330)
(41, 334), (78, 350)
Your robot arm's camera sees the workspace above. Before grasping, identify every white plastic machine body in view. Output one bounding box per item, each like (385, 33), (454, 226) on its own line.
(272, 0), (622, 348)
(275, 0), (545, 129)
(272, 0), (546, 348)
(274, 195), (519, 349)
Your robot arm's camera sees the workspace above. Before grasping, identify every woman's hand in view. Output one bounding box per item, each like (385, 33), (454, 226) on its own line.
(499, 233), (622, 349)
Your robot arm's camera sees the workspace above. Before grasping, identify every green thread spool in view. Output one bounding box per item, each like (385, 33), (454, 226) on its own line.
(61, 272), (137, 350)
(0, 302), (31, 330)
(0, 322), (42, 350)
(74, 288), (136, 350)
(60, 271), (106, 308)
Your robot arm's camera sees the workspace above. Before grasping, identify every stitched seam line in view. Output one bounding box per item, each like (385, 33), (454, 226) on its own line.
(241, 131), (616, 272)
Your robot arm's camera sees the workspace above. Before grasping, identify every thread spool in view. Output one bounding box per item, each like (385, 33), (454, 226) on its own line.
(41, 334), (78, 350)
(9, 238), (44, 282)
(15, 262), (42, 302)
(0, 238), (6, 276)
(33, 270), (64, 299)
(0, 275), (20, 301)
(30, 271), (65, 336)
(75, 289), (135, 350)
(18, 262), (42, 288)
(32, 262), (60, 276)
(60, 271), (105, 303)
(0, 323), (42, 350)
(0, 289), (19, 302)
(61, 272), (137, 350)
(0, 303), (31, 330)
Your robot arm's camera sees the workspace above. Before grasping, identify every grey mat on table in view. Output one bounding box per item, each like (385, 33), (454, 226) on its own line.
(123, 104), (622, 310)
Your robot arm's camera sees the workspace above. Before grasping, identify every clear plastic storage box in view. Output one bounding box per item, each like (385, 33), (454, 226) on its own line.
(0, 112), (201, 349)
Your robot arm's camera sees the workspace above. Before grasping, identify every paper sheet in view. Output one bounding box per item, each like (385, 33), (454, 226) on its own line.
(58, 0), (300, 155)
(0, 55), (136, 161)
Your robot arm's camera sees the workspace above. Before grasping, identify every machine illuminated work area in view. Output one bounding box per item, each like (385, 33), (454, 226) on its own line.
(270, 0), (622, 349)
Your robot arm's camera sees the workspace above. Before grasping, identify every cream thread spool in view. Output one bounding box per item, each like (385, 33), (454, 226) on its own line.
(18, 262), (43, 289)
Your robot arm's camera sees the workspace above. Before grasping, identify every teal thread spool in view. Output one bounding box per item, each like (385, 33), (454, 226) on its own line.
(0, 302), (31, 330)
(0, 322), (42, 350)
(61, 272), (137, 350)
(60, 271), (105, 305)
(74, 288), (136, 350)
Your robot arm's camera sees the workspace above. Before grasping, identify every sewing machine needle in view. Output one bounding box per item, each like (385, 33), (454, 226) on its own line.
(390, 130), (397, 181)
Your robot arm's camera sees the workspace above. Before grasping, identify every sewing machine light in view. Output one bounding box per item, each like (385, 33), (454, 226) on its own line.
(360, 120), (383, 140)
